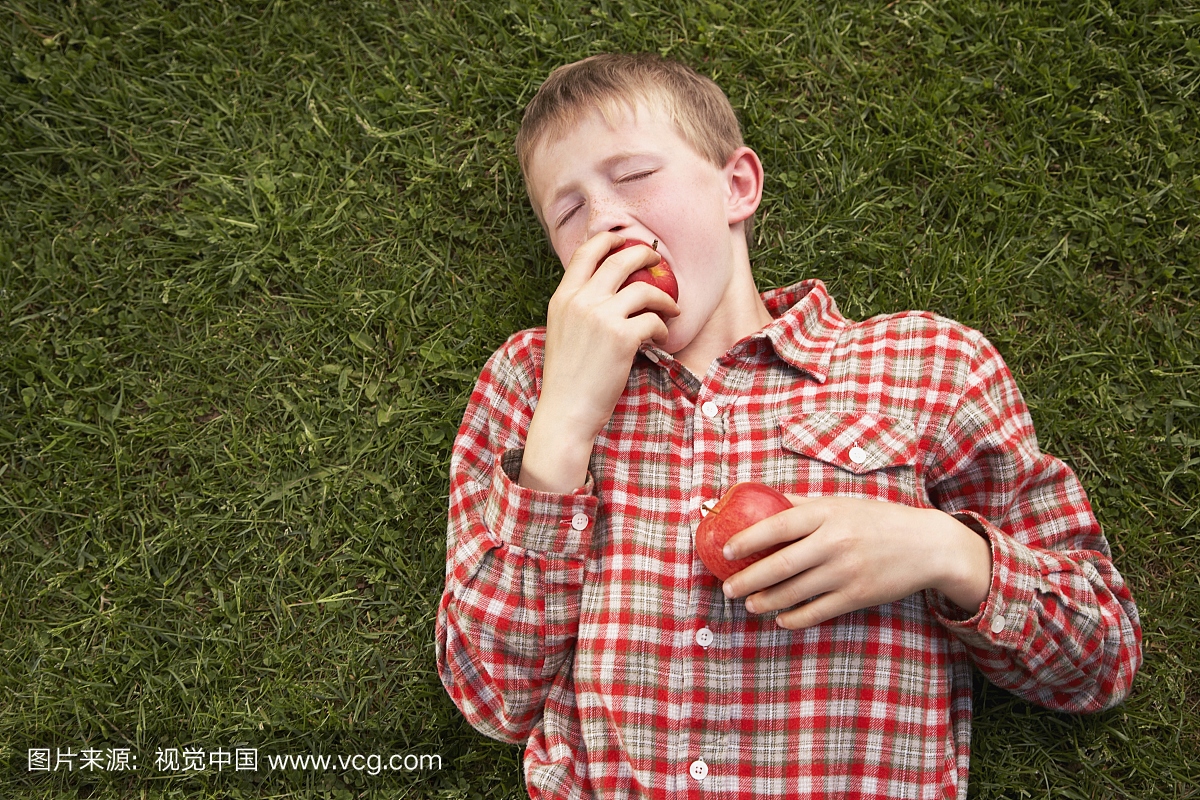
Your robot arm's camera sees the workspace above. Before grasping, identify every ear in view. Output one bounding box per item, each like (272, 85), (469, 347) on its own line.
(723, 146), (763, 226)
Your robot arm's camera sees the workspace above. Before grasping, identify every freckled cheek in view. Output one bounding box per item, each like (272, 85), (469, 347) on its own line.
(640, 188), (686, 237)
(625, 188), (657, 219)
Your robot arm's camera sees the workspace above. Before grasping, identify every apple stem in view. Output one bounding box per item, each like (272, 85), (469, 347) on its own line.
(651, 239), (659, 251)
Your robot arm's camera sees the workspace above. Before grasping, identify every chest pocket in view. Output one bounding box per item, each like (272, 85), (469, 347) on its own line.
(777, 410), (924, 504)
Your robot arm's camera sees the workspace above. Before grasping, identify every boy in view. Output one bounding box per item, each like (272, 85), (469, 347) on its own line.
(436, 53), (1141, 799)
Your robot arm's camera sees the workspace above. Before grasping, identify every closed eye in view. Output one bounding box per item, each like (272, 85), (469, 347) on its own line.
(618, 170), (655, 183)
(555, 204), (582, 229)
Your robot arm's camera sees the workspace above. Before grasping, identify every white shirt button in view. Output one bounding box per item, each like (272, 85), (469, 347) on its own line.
(701, 401), (719, 419)
(990, 614), (1007, 634)
(689, 759), (709, 781)
(848, 446), (868, 465)
(695, 627), (714, 648)
(570, 513), (589, 531)
(700, 498), (717, 517)
(645, 350), (660, 363)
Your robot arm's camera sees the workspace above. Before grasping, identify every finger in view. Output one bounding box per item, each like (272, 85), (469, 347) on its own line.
(635, 314), (672, 349)
(623, 304), (675, 349)
(723, 534), (824, 599)
(774, 591), (851, 630)
(559, 231), (628, 292)
(723, 503), (822, 561)
(740, 554), (837, 614)
(593, 241), (663, 290)
(578, 283), (677, 351)
(611, 280), (680, 321)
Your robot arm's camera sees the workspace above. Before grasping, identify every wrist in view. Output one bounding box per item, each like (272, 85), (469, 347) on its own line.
(930, 510), (992, 615)
(517, 407), (596, 493)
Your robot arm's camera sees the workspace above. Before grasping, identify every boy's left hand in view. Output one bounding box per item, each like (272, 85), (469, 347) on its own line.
(720, 496), (992, 629)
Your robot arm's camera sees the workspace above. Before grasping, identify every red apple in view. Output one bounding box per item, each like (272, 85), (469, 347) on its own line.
(695, 482), (793, 581)
(601, 239), (679, 303)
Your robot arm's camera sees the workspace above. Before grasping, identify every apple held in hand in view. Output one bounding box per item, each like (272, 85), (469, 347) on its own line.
(601, 239), (679, 303)
(695, 482), (793, 581)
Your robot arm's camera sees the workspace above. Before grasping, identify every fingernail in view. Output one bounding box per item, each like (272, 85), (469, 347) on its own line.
(723, 545), (734, 559)
(722, 582), (734, 598)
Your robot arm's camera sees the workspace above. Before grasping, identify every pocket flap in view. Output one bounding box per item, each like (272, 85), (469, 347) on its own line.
(780, 411), (918, 474)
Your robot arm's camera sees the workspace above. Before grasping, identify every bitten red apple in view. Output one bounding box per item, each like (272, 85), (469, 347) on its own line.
(601, 239), (679, 303)
(695, 482), (793, 581)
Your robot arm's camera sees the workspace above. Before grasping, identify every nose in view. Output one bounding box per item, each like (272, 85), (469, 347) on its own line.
(585, 196), (630, 240)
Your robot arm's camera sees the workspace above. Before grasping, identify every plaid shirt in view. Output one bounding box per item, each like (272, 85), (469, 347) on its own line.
(436, 280), (1142, 799)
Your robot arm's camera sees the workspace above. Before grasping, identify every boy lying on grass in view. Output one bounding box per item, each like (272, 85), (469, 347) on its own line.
(436, 53), (1141, 799)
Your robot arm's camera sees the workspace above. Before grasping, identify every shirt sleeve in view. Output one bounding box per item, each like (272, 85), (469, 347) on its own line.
(435, 332), (597, 743)
(922, 331), (1143, 714)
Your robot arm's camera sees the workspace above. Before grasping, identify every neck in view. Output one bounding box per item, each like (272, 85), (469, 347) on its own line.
(673, 265), (774, 378)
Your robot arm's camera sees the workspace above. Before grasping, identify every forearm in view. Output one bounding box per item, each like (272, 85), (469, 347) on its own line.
(437, 452), (594, 742)
(925, 331), (1142, 712)
(437, 334), (595, 742)
(518, 403), (596, 493)
(437, 538), (586, 742)
(928, 512), (1142, 713)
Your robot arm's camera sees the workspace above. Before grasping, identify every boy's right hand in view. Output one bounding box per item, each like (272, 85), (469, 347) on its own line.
(518, 231), (680, 493)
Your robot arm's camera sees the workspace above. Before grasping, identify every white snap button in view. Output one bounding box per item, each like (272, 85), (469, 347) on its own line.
(689, 759), (708, 781)
(701, 401), (719, 419)
(700, 498), (716, 517)
(645, 350), (660, 363)
(695, 627), (714, 648)
(571, 513), (589, 531)
(990, 614), (1007, 634)
(848, 446), (868, 465)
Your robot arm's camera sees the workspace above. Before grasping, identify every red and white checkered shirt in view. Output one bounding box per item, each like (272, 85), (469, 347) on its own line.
(436, 279), (1142, 799)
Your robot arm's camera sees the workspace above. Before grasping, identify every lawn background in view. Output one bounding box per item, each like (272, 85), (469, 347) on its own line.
(2, 0), (1197, 797)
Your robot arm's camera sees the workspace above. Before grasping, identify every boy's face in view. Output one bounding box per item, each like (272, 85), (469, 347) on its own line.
(525, 101), (744, 354)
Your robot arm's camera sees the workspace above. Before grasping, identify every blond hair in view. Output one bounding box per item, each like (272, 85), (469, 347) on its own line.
(516, 53), (754, 247)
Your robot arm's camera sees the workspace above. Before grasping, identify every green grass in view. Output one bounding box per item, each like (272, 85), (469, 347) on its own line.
(1, 0), (1196, 797)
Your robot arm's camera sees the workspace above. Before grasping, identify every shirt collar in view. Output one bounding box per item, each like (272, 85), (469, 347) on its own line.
(754, 279), (845, 383)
